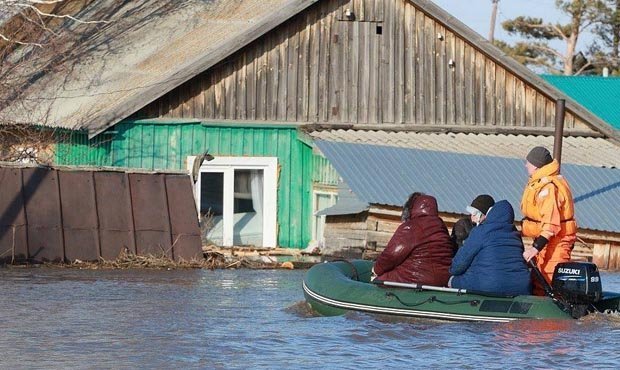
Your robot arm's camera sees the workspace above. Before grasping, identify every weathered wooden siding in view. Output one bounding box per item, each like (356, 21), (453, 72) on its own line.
(323, 213), (370, 255)
(56, 123), (314, 249)
(591, 241), (620, 271)
(136, 0), (591, 131)
(323, 212), (399, 254)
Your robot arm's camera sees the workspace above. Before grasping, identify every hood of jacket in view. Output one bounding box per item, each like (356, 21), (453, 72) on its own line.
(408, 194), (439, 218)
(483, 200), (514, 225)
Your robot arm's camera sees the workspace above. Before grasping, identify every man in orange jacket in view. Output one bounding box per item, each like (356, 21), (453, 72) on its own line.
(521, 146), (577, 296)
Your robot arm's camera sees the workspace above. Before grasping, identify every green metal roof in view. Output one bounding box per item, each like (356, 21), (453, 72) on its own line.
(542, 75), (620, 130)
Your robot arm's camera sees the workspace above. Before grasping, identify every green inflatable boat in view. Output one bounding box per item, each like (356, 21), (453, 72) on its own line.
(303, 260), (620, 322)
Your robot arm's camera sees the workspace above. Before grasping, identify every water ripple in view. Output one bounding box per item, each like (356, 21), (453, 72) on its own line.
(0, 268), (619, 368)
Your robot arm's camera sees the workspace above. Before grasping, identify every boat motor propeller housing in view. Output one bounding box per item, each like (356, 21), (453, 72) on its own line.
(551, 262), (602, 317)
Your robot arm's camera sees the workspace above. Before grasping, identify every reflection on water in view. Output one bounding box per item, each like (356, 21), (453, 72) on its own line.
(1, 268), (620, 369)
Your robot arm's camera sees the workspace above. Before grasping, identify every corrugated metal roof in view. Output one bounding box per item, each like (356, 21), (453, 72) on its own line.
(0, 0), (319, 136)
(316, 140), (620, 233)
(542, 75), (620, 130)
(310, 130), (620, 169)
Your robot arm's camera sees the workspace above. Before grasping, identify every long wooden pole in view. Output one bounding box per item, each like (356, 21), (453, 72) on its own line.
(553, 99), (566, 168)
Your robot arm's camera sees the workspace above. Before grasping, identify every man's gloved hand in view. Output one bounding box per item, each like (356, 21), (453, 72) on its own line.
(524, 235), (549, 262)
(523, 247), (539, 262)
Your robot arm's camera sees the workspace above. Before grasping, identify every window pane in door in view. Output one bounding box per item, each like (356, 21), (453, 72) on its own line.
(233, 169), (263, 246)
(234, 170), (255, 213)
(200, 172), (223, 245)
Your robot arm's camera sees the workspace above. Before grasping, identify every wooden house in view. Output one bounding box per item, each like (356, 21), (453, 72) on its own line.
(1, 0), (619, 253)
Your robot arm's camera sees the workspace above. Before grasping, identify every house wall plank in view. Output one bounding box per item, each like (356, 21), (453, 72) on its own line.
(135, 0), (598, 133)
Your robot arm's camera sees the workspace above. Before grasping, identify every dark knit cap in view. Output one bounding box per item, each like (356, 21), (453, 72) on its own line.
(526, 146), (553, 168)
(452, 217), (475, 248)
(467, 194), (495, 215)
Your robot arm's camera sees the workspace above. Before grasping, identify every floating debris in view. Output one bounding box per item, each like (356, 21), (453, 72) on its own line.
(28, 246), (322, 270)
(46, 249), (209, 270)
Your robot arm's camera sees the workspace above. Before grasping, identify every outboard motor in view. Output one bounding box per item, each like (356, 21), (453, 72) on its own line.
(552, 262), (602, 318)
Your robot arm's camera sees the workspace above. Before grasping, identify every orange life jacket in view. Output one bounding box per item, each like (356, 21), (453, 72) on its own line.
(520, 160), (577, 239)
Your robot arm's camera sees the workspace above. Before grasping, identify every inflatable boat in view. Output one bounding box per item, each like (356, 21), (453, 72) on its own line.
(302, 260), (620, 322)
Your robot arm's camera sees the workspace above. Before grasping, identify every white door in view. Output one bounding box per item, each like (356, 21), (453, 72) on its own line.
(188, 156), (278, 248)
(312, 191), (338, 246)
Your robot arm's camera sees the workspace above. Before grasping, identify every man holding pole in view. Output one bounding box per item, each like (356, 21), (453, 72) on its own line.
(521, 146), (577, 296)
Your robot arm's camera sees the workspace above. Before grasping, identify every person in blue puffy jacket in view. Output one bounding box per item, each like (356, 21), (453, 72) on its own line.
(448, 200), (532, 296)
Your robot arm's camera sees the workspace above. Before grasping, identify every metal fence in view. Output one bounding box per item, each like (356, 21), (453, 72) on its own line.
(0, 165), (202, 263)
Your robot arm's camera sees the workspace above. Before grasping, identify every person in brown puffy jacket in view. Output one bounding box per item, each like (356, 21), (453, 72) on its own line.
(372, 192), (455, 286)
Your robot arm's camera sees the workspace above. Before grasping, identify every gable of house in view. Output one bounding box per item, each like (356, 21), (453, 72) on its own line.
(135, 0), (619, 142)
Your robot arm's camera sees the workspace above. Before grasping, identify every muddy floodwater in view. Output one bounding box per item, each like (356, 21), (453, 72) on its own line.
(1, 267), (619, 369)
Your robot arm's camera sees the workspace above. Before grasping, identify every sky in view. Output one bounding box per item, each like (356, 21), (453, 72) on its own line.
(431, 0), (595, 53)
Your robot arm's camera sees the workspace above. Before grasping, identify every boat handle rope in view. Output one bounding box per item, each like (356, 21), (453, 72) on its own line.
(329, 259), (360, 281)
(385, 292), (480, 307)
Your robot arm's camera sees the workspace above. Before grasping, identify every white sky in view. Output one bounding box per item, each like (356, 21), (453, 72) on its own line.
(431, 0), (595, 53)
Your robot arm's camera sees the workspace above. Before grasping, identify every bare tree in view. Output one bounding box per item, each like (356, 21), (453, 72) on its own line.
(0, 0), (106, 164)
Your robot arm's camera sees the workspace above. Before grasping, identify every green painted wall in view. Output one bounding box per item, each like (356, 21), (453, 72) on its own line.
(56, 121), (315, 248)
(56, 131), (113, 167)
(312, 154), (340, 186)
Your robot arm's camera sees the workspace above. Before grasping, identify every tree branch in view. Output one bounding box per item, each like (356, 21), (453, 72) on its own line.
(579, 19), (597, 32)
(21, 6), (60, 37)
(573, 61), (593, 76)
(521, 22), (564, 38)
(5, 0), (65, 4)
(551, 23), (569, 41)
(0, 32), (43, 47)
(536, 61), (563, 74)
(517, 55), (562, 74)
(13, 3), (109, 24)
(529, 43), (564, 59)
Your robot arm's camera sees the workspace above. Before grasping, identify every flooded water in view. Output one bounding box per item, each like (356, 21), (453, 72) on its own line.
(1, 267), (620, 369)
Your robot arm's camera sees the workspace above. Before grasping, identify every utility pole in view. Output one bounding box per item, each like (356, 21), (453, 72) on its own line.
(489, 0), (499, 43)
(553, 99), (566, 168)
(614, 0), (620, 61)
